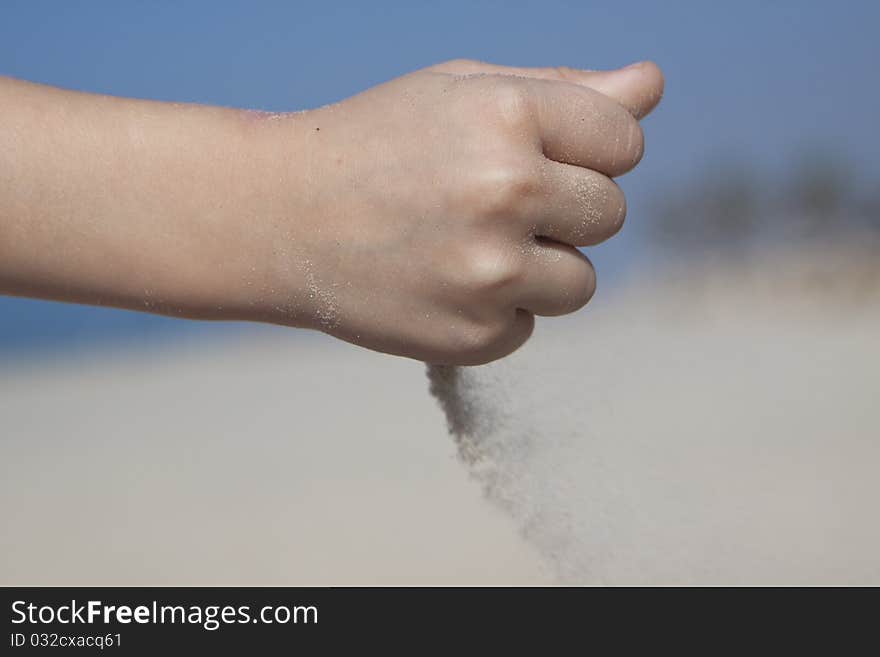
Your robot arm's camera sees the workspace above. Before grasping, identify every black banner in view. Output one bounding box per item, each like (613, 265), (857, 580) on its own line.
(0, 586), (866, 652)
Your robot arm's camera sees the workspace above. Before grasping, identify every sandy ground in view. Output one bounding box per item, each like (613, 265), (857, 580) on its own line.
(2, 244), (878, 584)
(0, 333), (547, 585)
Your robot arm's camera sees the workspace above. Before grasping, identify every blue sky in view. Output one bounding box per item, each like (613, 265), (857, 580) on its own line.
(1, 0), (878, 356)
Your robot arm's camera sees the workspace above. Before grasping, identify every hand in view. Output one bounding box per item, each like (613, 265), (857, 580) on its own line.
(257, 60), (664, 364)
(0, 62), (661, 365)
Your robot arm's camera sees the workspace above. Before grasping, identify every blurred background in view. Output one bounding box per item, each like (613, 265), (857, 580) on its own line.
(1, 1), (878, 584)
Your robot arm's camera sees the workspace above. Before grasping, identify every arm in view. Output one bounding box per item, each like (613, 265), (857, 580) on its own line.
(0, 76), (295, 322)
(0, 61), (663, 364)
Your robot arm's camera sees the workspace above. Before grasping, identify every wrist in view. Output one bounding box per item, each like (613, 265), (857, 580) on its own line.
(204, 108), (323, 329)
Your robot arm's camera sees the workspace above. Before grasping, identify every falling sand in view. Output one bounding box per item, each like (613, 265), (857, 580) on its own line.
(427, 241), (880, 584)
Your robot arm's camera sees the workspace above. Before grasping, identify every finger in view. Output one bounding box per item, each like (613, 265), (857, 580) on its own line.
(514, 240), (596, 317)
(429, 59), (664, 119)
(484, 308), (535, 363)
(526, 77), (644, 177)
(452, 308), (535, 366)
(528, 162), (626, 247)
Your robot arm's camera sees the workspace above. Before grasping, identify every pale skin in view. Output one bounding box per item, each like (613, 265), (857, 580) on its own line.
(0, 60), (663, 365)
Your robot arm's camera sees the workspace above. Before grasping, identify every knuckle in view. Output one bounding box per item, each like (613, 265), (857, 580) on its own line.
(485, 80), (532, 129)
(476, 161), (541, 216)
(462, 244), (523, 292)
(452, 319), (509, 362)
(446, 311), (533, 365)
(469, 321), (505, 351)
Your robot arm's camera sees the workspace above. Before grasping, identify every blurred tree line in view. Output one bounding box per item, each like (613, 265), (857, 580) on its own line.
(652, 152), (880, 254)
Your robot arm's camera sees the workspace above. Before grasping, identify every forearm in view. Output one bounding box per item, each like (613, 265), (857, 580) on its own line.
(0, 76), (303, 323)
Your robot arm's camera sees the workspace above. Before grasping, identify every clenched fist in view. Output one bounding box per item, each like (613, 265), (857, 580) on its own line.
(0, 60), (663, 364)
(256, 60), (664, 363)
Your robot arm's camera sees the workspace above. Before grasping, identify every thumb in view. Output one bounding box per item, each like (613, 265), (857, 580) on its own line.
(574, 61), (665, 120)
(428, 59), (664, 119)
